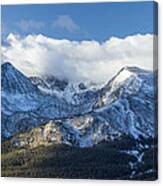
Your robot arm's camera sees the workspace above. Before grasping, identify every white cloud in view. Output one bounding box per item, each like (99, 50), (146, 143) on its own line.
(52, 15), (80, 33)
(2, 33), (155, 84)
(16, 20), (45, 32)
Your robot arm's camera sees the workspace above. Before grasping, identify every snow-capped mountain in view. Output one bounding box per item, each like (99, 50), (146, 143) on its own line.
(1, 62), (157, 147)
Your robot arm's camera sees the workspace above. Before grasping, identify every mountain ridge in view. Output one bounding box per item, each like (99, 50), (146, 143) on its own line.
(1, 62), (157, 148)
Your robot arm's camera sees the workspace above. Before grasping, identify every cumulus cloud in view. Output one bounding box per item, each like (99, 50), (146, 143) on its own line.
(16, 20), (45, 32)
(52, 15), (80, 33)
(2, 33), (155, 84)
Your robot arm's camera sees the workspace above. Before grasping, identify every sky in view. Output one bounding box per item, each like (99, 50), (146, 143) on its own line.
(2, 1), (157, 41)
(1, 1), (158, 84)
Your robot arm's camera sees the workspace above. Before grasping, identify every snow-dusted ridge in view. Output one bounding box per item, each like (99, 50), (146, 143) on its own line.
(1, 62), (157, 148)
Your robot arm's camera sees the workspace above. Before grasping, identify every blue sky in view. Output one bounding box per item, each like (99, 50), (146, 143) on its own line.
(2, 1), (157, 41)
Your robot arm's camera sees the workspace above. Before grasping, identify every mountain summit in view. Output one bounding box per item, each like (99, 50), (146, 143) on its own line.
(1, 62), (39, 94)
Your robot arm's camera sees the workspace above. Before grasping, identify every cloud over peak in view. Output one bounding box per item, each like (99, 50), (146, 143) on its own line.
(2, 33), (154, 84)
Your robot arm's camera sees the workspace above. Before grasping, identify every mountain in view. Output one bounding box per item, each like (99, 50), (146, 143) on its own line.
(1, 63), (98, 139)
(1, 62), (45, 137)
(1, 62), (157, 148)
(94, 66), (157, 139)
(1, 62), (41, 115)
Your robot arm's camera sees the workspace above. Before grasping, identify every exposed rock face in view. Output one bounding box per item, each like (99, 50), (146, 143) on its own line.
(11, 121), (63, 148)
(11, 118), (120, 149)
(1, 62), (157, 148)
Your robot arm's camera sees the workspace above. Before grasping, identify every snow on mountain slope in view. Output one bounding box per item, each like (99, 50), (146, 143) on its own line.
(30, 75), (101, 105)
(30, 75), (68, 93)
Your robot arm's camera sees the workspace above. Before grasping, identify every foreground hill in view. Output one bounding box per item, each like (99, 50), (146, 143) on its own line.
(1, 137), (157, 180)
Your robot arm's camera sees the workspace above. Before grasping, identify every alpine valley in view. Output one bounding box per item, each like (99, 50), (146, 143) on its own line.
(1, 62), (158, 180)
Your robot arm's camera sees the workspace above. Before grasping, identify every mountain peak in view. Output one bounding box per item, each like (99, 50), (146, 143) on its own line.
(110, 66), (151, 86)
(1, 62), (15, 70)
(1, 62), (39, 94)
(111, 67), (136, 85)
(120, 66), (150, 74)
